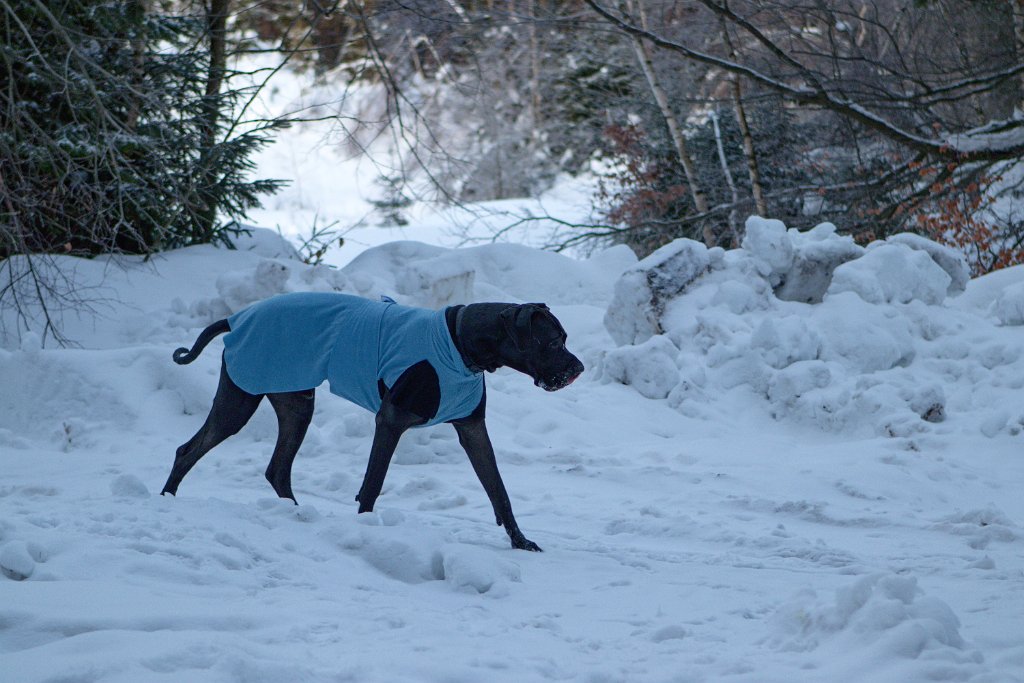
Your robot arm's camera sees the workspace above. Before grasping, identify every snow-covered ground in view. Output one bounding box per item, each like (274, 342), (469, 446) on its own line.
(2, 219), (1024, 682)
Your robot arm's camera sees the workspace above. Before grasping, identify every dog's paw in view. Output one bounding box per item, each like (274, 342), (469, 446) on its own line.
(510, 534), (542, 552)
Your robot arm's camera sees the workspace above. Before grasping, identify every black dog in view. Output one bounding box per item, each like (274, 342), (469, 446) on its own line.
(161, 293), (584, 551)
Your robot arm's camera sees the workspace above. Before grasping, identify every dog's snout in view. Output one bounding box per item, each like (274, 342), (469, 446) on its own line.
(537, 356), (584, 391)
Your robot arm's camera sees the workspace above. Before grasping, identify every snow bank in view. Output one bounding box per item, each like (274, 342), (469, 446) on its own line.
(342, 240), (635, 309)
(602, 217), (1024, 437)
(767, 574), (984, 680)
(1, 229), (632, 351)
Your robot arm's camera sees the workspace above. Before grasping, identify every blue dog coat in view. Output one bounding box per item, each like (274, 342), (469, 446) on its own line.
(222, 292), (483, 426)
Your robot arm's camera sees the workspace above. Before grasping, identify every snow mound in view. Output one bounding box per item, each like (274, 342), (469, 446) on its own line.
(229, 225), (303, 260)
(767, 574), (984, 680)
(325, 520), (521, 595)
(174, 235), (633, 327)
(2, 227), (631, 349)
(602, 218), (1019, 436)
(439, 543), (522, 595)
(110, 474), (151, 499)
(343, 240), (634, 308)
(886, 232), (970, 296)
(603, 335), (680, 400)
(0, 540), (37, 581)
(991, 281), (1024, 326)
(829, 243), (951, 305)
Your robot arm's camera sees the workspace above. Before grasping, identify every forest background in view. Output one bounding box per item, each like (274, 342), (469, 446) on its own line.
(4, 0), (1024, 336)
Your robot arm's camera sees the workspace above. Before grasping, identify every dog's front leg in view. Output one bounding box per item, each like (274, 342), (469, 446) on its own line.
(355, 401), (425, 513)
(453, 417), (541, 552)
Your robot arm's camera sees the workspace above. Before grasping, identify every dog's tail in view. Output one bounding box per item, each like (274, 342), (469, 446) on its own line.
(173, 319), (230, 365)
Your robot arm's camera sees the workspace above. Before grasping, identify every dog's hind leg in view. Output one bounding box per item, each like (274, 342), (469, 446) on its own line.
(161, 362), (263, 496)
(264, 390), (315, 502)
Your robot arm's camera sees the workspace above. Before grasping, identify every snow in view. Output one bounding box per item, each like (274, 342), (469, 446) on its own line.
(741, 215), (795, 282)
(828, 243), (951, 306)
(240, 55), (601, 268)
(603, 217), (1024, 442)
(765, 573), (980, 679)
(603, 335), (680, 399)
(991, 281), (1024, 326)
(886, 233), (971, 297)
(3, 223), (1024, 682)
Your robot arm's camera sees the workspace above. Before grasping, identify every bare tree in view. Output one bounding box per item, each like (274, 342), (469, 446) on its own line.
(583, 0), (1024, 262)
(718, 14), (766, 217)
(587, 0), (1024, 160)
(624, 0), (714, 245)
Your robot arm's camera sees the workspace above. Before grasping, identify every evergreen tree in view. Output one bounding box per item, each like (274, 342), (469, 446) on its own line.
(0, 0), (283, 258)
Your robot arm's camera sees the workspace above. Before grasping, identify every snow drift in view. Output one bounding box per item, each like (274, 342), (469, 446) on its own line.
(602, 216), (1024, 438)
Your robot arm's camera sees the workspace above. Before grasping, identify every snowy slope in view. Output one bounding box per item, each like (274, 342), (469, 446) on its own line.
(2, 228), (1024, 682)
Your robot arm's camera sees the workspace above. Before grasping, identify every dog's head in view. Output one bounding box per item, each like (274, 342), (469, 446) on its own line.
(498, 303), (584, 391)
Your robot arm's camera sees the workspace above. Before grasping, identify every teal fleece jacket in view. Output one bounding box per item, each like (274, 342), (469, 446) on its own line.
(222, 292), (483, 426)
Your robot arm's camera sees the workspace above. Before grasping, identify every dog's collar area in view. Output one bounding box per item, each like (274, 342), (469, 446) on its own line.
(450, 305), (496, 374)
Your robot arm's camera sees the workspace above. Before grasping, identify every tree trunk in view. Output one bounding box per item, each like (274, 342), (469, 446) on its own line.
(1013, 0), (1024, 110)
(710, 109), (740, 245)
(528, 0), (542, 132)
(127, 0), (147, 133)
(198, 0), (229, 241)
(625, 0), (712, 245)
(720, 17), (766, 220)
(731, 78), (766, 217)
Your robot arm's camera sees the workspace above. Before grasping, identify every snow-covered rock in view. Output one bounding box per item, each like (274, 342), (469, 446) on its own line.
(776, 225), (864, 303)
(742, 218), (863, 303)
(604, 238), (711, 346)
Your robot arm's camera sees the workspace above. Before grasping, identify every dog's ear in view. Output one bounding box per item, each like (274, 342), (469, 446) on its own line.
(500, 304), (537, 352)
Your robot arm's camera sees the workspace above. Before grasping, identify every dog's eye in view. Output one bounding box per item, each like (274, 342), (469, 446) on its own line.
(547, 338), (561, 349)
